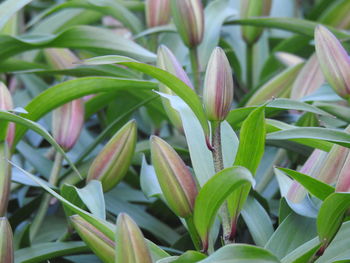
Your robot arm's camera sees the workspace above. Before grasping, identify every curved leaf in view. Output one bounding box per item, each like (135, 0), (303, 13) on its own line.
(0, 0), (34, 30)
(193, 166), (254, 243)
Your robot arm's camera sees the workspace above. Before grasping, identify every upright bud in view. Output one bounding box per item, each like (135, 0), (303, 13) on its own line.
(52, 99), (84, 151)
(203, 47), (234, 122)
(157, 45), (193, 131)
(70, 215), (114, 263)
(0, 218), (13, 263)
(151, 136), (198, 218)
(44, 48), (78, 70)
(291, 54), (325, 100)
(315, 26), (350, 99)
(0, 82), (15, 147)
(170, 0), (204, 47)
(115, 213), (152, 263)
(145, 0), (171, 28)
(87, 120), (137, 192)
(240, 0), (272, 45)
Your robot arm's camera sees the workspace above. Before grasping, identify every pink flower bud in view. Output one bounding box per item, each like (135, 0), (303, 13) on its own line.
(203, 47), (234, 122)
(0, 82), (15, 147)
(315, 25), (350, 99)
(146, 0), (171, 28)
(171, 0), (204, 47)
(151, 136), (198, 218)
(52, 99), (84, 151)
(0, 217), (13, 263)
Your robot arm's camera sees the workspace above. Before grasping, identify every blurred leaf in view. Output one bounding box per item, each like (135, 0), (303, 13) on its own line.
(0, 0), (33, 30)
(193, 166), (254, 243)
(198, 244), (280, 263)
(317, 193), (350, 246)
(0, 26), (155, 62)
(277, 168), (335, 201)
(241, 196), (274, 247)
(14, 242), (89, 263)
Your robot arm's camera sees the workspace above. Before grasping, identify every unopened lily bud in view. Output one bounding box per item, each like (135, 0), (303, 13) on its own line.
(246, 63), (303, 106)
(146, 0), (171, 28)
(52, 99), (84, 151)
(315, 26), (350, 99)
(240, 0), (272, 45)
(275, 52), (305, 67)
(0, 218), (13, 263)
(116, 213), (152, 263)
(150, 136), (198, 218)
(157, 45), (193, 131)
(87, 120), (137, 192)
(170, 0), (204, 47)
(203, 47), (234, 122)
(0, 82), (15, 147)
(335, 154), (350, 192)
(70, 215), (114, 263)
(291, 54), (325, 100)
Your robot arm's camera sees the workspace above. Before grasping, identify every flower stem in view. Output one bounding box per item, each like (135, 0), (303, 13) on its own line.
(246, 43), (254, 91)
(189, 46), (201, 94)
(0, 142), (11, 217)
(30, 152), (63, 240)
(210, 121), (232, 244)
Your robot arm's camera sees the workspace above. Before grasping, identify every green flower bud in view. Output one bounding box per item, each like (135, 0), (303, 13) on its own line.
(146, 0), (171, 28)
(70, 215), (114, 263)
(315, 25), (350, 99)
(87, 120), (137, 192)
(203, 47), (234, 122)
(157, 45), (193, 131)
(240, 0), (272, 45)
(171, 0), (204, 47)
(0, 218), (13, 263)
(246, 63), (303, 106)
(115, 213), (152, 263)
(52, 99), (84, 151)
(291, 54), (325, 100)
(150, 136), (198, 218)
(0, 82), (15, 147)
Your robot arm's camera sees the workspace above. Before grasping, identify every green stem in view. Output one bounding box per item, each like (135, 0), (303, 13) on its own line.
(0, 142), (11, 217)
(30, 152), (63, 240)
(246, 43), (254, 91)
(185, 216), (201, 252)
(210, 121), (232, 245)
(149, 34), (158, 53)
(189, 46), (201, 94)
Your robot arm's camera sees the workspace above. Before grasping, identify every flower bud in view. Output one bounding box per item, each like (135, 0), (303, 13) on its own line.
(240, 0), (272, 45)
(275, 52), (305, 67)
(0, 217), (13, 263)
(145, 0), (171, 28)
(87, 120), (137, 192)
(0, 82), (15, 147)
(150, 136), (198, 218)
(335, 154), (350, 192)
(170, 0), (204, 48)
(157, 45), (193, 131)
(315, 25), (350, 99)
(70, 215), (114, 263)
(203, 47), (234, 122)
(116, 213), (152, 263)
(246, 63), (303, 106)
(291, 54), (325, 100)
(44, 48), (78, 70)
(0, 143), (10, 216)
(52, 99), (84, 151)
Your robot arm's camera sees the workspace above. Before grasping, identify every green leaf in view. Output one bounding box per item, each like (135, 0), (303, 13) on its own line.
(317, 193), (350, 246)
(267, 127), (350, 148)
(234, 106), (266, 174)
(265, 213), (317, 259)
(14, 242), (89, 263)
(0, 0), (34, 30)
(193, 166), (254, 243)
(83, 55), (211, 140)
(241, 196), (274, 247)
(0, 26), (155, 62)
(277, 168), (335, 201)
(172, 251), (207, 263)
(13, 77), (157, 146)
(281, 237), (321, 263)
(0, 110), (80, 177)
(226, 17), (350, 39)
(198, 244), (280, 263)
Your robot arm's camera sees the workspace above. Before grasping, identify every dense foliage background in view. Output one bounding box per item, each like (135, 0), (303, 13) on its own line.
(1, 0), (350, 262)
